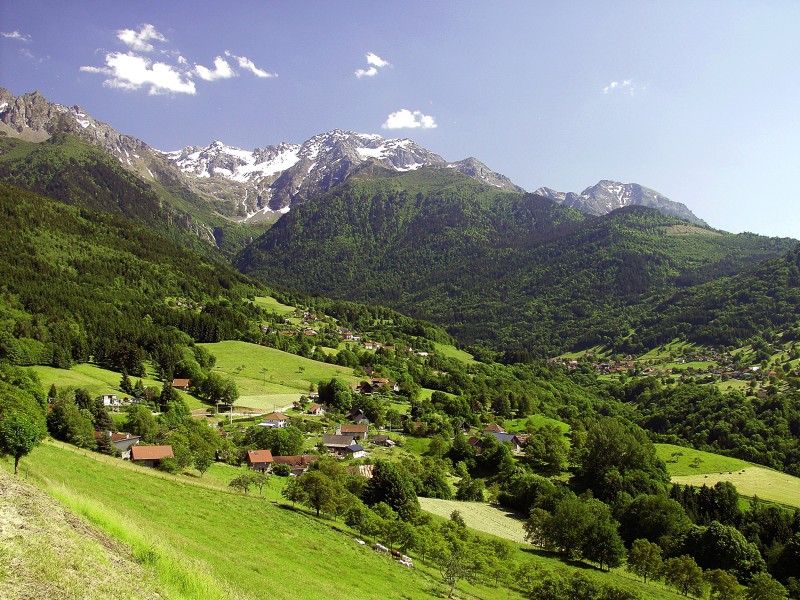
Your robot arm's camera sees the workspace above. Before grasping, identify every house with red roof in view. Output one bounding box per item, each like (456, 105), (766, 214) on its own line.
(130, 445), (173, 468)
(246, 449), (274, 472)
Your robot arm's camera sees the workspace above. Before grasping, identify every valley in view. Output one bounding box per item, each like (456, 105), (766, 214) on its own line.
(1, 85), (799, 600)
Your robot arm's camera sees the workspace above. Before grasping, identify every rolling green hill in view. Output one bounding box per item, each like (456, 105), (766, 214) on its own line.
(236, 168), (796, 357)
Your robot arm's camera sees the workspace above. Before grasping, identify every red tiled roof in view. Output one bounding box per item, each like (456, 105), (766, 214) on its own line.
(131, 445), (173, 461)
(247, 449), (274, 464)
(262, 412), (287, 421)
(171, 379), (190, 388)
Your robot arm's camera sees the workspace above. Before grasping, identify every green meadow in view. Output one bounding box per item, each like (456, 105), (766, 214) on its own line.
(418, 498), (683, 600)
(28, 363), (204, 410)
(11, 442), (452, 600)
(251, 295), (297, 317)
(199, 341), (361, 412)
(657, 444), (800, 509)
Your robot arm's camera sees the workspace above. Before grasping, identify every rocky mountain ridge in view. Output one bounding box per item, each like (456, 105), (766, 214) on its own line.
(164, 130), (524, 219)
(535, 180), (706, 225)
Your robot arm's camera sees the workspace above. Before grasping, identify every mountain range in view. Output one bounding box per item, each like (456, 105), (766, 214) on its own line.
(2, 88), (699, 226)
(1, 87), (798, 358)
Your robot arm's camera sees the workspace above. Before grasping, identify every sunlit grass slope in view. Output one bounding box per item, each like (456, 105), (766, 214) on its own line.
(16, 442), (444, 600)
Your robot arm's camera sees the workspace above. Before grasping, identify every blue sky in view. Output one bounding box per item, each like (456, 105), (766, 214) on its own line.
(2, 1), (799, 238)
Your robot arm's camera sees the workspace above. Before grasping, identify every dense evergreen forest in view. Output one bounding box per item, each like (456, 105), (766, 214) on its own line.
(236, 168), (798, 357)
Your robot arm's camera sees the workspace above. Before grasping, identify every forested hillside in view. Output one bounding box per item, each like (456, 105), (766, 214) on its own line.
(0, 133), (268, 257)
(236, 168), (797, 357)
(0, 182), (262, 372)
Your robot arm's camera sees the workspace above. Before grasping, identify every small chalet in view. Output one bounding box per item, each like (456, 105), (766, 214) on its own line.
(371, 435), (395, 447)
(101, 394), (120, 408)
(489, 432), (524, 453)
(259, 412), (288, 428)
(323, 434), (357, 456)
(343, 443), (367, 459)
(171, 379), (190, 392)
(345, 408), (370, 425)
(483, 423), (505, 434)
(273, 454), (318, 475)
(93, 431), (140, 458)
(246, 449), (274, 472)
(131, 445), (173, 468)
(467, 436), (485, 455)
(307, 403), (326, 416)
(338, 423), (368, 439)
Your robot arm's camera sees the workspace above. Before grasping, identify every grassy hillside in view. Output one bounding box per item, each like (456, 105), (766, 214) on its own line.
(418, 498), (682, 600)
(657, 443), (800, 509)
(10, 442), (454, 600)
(199, 341), (361, 411)
(0, 465), (164, 599)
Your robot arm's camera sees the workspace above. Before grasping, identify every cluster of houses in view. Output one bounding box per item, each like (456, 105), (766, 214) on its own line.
(547, 350), (786, 385)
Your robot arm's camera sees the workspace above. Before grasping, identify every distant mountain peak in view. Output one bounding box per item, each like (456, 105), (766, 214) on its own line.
(164, 129), (523, 220)
(535, 180), (706, 225)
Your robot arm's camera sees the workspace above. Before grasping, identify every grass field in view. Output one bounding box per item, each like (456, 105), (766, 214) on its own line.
(657, 444), (800, 509)
(10, 442), (464, 600)
(251, 295), (297, 317)
(432, 342), (476, 364)
(28, 363), (204, 410)
(503, 415), (570, 434)
(671, 467), (800, 510)
(199, 341), (360, 412)
(0, 464), (165, 600)
(656, 443), (751, 475)
(418, 498), (682, 600)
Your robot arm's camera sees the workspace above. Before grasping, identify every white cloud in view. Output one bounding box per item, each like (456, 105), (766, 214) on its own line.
(82, 23), (275, 96)
(1, 30), (32, 43)
(366, 52), (389, 68)
(117, 24), (166, 52)
(356, 52), (390, 78)
(382, 109), (437, 130)
(227, 52), (276, 78)
(355, 66), (378, 78)
(81, 52), (196, 95)
(603, 79), (644, 96)
(195, 56), (235, 81)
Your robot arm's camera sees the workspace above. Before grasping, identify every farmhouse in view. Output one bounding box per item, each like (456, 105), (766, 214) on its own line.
(371, 435), (395, 447)
(343, 443), (368, 459)
(171, 379), (190, 391)
(101, 394), (120, 408)
(246, 449), (274, 472)
(489, 432), (524, 453)
(259, 412), (289, 428)
(338, 423), (368, 439)
(323, 434), (368, 457)
(345, 408), (370, 425)
(483, 423), (505, 434)
(130, 445), (173, 468)
(273, 454), (318, 475)
(307, 403), (326, 416)
(93, 431), (140, 458)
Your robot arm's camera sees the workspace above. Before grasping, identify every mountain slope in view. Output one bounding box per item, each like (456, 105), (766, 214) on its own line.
(0, 181), (261, 370)
(165, 129), (524, 219)
(236, 169), (795, 356)
(1, 89), (523, 225)
(536, 180), (705, 225)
